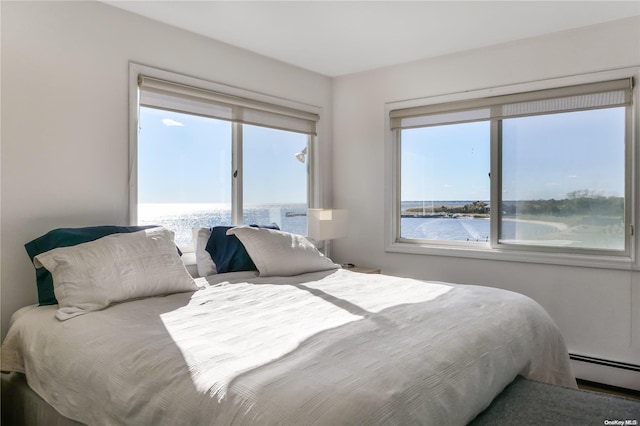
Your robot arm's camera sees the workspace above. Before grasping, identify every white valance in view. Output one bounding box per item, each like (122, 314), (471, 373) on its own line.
(139, 75), (319, 135)
(390, 78), (633, 130)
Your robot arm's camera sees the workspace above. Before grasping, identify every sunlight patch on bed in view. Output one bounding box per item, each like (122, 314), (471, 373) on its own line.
(160, 271), (452, 399)
(323, 271), (454, 314)
(159, 282), (362, 399)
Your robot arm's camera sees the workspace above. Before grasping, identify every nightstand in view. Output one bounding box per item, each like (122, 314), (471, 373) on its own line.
(343, 265), (381, 274)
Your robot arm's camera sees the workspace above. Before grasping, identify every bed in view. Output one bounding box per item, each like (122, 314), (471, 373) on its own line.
(1, 226), (577, 425)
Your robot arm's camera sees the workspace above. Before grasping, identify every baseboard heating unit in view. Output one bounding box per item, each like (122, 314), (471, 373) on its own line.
(570, 353), (640, 392)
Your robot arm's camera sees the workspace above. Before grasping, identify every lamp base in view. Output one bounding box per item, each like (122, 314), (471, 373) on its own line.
(322, 240), (331, 259)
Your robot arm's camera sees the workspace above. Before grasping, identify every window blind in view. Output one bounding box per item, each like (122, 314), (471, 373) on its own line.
(138, 75), (319, 135)
(390, 78), (633, 130)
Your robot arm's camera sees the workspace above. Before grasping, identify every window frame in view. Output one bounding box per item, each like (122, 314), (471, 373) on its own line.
(385, 68), (639, 270)
(128, 63), (322, 248)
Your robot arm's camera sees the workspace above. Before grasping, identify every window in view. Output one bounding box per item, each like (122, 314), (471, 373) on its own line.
(500, 108), (626, 251)
(242, 124), (309, 233)
(400, 121), (490, 242)
(389, 77), (634, 261)
(133, 72), (318, 247)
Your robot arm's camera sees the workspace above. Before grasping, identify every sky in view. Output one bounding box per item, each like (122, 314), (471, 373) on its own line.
(140, 105), (625, 206)
(401, 107), (625, 202)
(138, 107), (307, 205)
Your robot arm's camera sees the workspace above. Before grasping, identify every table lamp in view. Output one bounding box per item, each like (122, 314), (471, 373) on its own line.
(307, 208), (348, 259)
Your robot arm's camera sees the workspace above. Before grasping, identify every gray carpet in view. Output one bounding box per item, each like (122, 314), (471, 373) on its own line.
(469, 376), (640, 425)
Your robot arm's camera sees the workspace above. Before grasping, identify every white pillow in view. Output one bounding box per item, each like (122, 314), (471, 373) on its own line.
(192, 227), (217, 277)
(226, 227), (339, 277)
(34, 227), (198, 321)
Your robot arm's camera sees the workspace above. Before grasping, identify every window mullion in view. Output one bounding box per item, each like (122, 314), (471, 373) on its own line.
(489, 117), (501, 247)
(232, 122), (243, 225)
(306, 135), (315, 209)
(394, 129), (402, 243)
(625, 103), (634, 256)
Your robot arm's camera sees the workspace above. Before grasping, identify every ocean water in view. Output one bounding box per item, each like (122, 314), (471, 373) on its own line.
(138, 202), (559, 247)
(401, 216), (490, 242)
(138, 203), (308, 247)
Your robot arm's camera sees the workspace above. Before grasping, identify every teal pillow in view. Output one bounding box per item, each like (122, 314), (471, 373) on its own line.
(205, 224), (279, 274)
(25, 225), (159, 306)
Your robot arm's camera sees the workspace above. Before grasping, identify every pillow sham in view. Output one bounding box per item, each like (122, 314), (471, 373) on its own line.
(205, 224), (279, 274)
(193, 227), (217, 277)
(24, 225), (159, 305)
(227, 227), (339, 277)
(34, 227), (198, 321)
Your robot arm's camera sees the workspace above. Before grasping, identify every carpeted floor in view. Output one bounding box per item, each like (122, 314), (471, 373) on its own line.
(469, 376), (640, 425)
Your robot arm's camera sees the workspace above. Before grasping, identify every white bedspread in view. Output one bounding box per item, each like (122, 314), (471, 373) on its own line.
(1, 269), (575, 425)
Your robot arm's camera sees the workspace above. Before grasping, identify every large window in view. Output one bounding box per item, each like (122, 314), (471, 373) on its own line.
(500, 108), (626, 251)
(390, 77), (634, 260)
(400, 121), (490, 242)
(137, 108), (232, 247)
(133, 72), (318, 247)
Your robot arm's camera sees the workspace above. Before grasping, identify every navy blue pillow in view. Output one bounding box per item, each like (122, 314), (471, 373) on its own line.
(25, 225), (161, 306)
(205, 224), (279, 274)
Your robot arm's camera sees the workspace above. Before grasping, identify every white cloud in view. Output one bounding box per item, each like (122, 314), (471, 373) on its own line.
(567, 175), (577, 179)
(162, 118), (184, 127)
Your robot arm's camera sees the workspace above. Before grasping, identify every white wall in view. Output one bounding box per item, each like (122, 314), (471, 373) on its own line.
(332, 18), (640, 388)
(0, 1), (333, 339)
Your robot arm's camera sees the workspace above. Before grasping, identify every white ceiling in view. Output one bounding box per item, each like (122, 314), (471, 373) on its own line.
(103, 1), (640, 77)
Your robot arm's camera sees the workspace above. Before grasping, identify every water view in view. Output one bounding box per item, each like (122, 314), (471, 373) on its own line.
(140, 196), (625, 251)
(400, 197), (625, 250)
(138, 203), (308, 247)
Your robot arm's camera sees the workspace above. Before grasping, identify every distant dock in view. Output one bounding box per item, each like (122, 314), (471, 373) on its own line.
(401, 213), (451, 218)
(285, 212), (306, 217)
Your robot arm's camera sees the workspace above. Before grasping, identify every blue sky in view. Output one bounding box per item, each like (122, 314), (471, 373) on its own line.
(138, 107), (307, 204)
(401, 107), (625, 201)
(402, 121), (491, 202)
(140, 106), (625, 205)
(501, 108), (625, 200)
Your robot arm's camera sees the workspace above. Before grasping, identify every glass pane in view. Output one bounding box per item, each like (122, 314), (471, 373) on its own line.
(400, 121), (490, 242)
(500, 107), (625, 250)
(137, 107), (232, 247)
(242, 125), (308, 235)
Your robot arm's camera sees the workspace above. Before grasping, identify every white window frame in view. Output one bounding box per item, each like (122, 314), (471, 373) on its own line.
(385, 68), (640, 270)
(128, 63), (322, 244)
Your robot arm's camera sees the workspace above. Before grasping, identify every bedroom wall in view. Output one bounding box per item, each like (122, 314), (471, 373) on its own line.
(0, 1), (333, 339)
(331, 17), (640, 389)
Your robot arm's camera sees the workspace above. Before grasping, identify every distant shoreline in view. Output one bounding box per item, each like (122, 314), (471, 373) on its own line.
(401, 214), (569, 232)
(401, 213), (488, 219)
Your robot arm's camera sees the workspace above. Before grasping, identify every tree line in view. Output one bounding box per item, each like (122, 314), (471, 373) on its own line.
(502, 191), (623, 217)
(404, 190), (623, 218)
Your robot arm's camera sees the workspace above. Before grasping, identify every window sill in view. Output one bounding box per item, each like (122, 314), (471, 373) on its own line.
(386, 241), (637, 271)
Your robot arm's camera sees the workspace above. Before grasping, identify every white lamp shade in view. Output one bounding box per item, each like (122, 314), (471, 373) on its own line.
(307, 209), (348, 241)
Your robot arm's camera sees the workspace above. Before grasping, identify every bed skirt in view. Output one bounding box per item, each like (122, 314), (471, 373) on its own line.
(1, 372), (84, 426)
(8, 371), (634, 425)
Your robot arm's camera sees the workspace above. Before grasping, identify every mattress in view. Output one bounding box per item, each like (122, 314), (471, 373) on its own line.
(1, 269), (576, 425)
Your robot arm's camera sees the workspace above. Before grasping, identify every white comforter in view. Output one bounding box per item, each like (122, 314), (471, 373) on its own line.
(2, 269), (575, 425)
